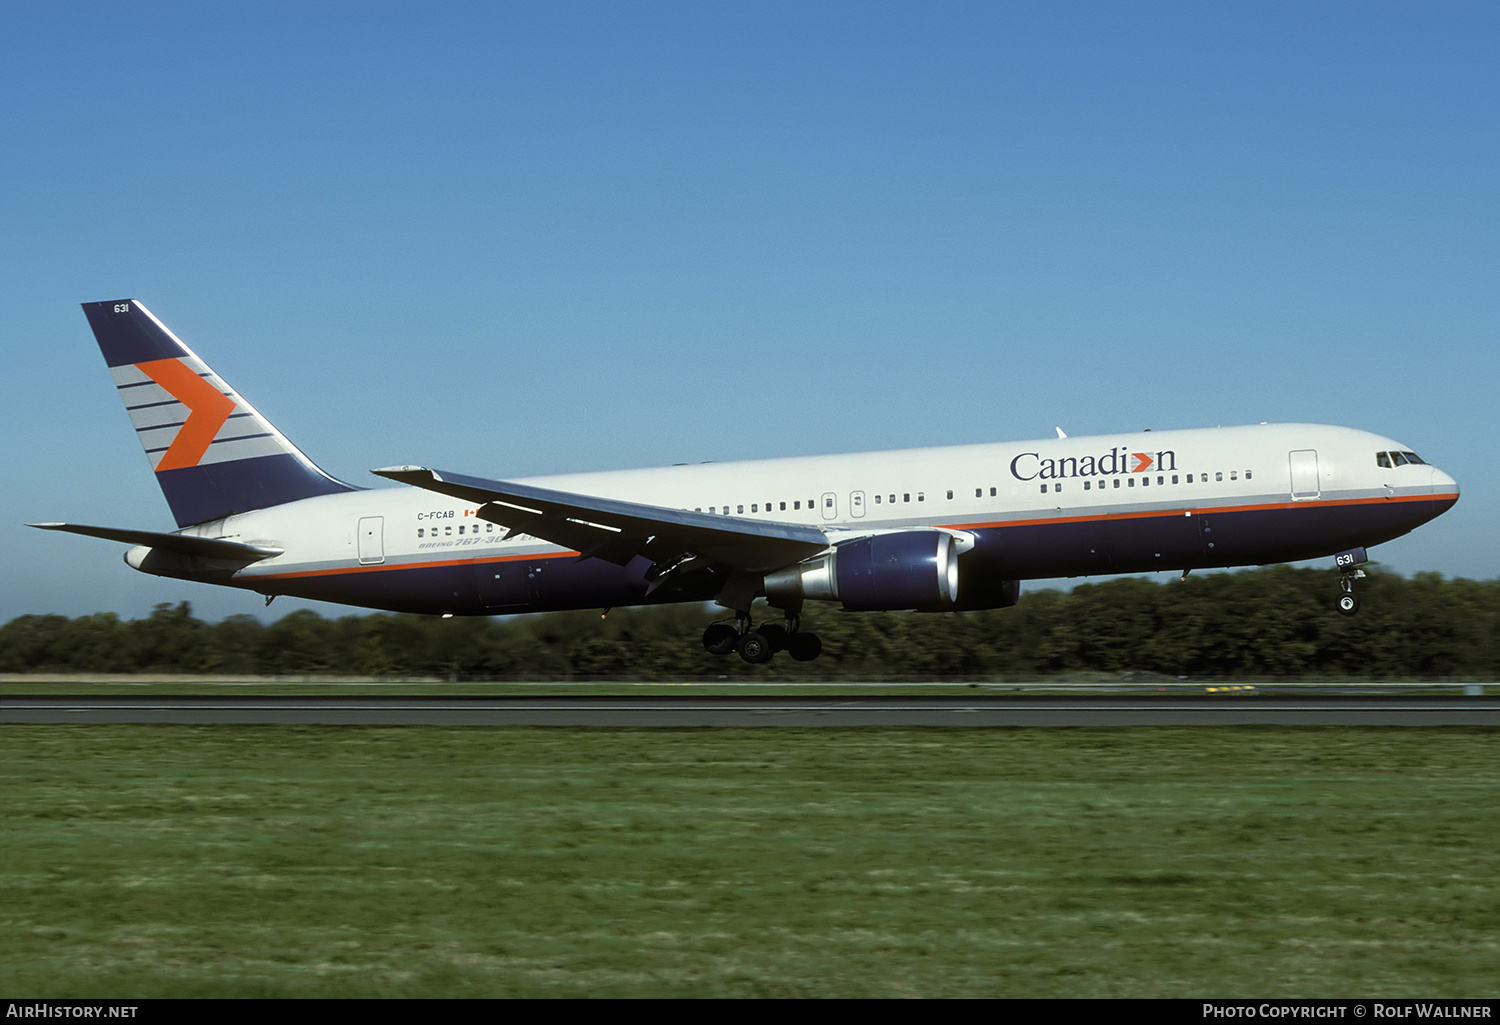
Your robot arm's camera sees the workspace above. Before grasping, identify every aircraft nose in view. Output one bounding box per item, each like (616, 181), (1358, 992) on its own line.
(1430, 466), (1459, 503)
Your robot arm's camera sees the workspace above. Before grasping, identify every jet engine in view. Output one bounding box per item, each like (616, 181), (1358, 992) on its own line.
(763, 530), (962, 612)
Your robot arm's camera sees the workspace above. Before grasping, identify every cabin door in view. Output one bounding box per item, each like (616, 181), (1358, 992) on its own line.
(357, 516), (385, 565)
(1289, 450), (1320, 500)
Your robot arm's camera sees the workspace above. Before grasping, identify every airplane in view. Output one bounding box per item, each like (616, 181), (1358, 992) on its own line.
(32, 299), (1460, 664)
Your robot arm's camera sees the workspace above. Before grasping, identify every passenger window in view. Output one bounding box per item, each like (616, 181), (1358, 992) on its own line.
(1230, 471), (1237, 480)
(1141, 477), (1149, 487)
(779, 502), (786, 511)
(1172, 475), (1179, 484)
(1245, 470), (1252, 480)
(874, 494), (881, 504)
(1215, 472), (1223, 482)
(417, 528), (424, 538)
(1128, 478), (1135, 487)
(751, 504), (758, 513)
(917, 492), (924, 502)
(1084, 480), (1091, 490)
(1040, 484), (1048, 494)
(975, 488), (982, 498)
(946, 490), (953, 500)
(1113, 479), (1120, 489)
(990, 487), (997, 497)
(903, 493), (910, 503)
(793, 501), (800, 510)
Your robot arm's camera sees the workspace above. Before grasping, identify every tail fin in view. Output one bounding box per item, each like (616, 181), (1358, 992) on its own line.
(82, 300), (358, 527)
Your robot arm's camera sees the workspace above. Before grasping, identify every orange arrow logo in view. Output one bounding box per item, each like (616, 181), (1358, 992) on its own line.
(1131, 452), (1155, 473)
(135, 358), (237, 471)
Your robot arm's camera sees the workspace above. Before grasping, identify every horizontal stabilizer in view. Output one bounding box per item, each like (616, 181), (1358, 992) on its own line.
(28, 522), (283, 562)
(372, 466), (830, 573)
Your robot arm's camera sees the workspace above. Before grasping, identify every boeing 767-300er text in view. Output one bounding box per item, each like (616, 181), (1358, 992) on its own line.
(32, 300), (1461, 662)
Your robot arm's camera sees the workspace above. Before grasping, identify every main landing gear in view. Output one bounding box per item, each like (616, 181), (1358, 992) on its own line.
(703, 611), (823, 663)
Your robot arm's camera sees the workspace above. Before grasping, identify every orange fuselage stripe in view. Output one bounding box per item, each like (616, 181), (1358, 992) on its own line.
(256, 549), (582, 581)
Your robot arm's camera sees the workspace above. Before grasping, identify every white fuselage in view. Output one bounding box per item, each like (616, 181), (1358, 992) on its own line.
(147, 423), (1456, 616)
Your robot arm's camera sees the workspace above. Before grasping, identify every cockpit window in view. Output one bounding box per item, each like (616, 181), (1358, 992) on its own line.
(1378, 450), (1428, 468)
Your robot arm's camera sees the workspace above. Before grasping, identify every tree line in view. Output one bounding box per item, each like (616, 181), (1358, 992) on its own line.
(3, 565), (1496, 680)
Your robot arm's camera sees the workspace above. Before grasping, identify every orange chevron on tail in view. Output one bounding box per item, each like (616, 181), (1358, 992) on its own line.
(134, 357), (238, 471)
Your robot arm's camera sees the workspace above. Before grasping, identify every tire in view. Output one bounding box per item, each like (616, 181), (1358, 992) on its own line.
(758, 624), (790, 652)
(737, 632), (774, 664)
(702, 623), (738, 656)
(1337, 594), (1359, 616)
(787, 632), (823, 661)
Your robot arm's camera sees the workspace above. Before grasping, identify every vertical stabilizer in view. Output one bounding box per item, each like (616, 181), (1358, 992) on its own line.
(82, 300), (358, 527)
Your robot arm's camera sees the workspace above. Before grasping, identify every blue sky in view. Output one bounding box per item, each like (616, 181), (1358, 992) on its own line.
(3, 1), (1495, 624)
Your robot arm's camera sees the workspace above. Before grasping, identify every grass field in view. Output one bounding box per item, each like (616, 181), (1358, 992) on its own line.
(2, 724), (1498, 997)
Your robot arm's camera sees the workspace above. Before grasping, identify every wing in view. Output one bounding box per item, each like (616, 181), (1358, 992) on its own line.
(371, 466), (831, 583)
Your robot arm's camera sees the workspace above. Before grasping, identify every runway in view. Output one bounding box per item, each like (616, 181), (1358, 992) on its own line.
(4, 694), (1499, 726)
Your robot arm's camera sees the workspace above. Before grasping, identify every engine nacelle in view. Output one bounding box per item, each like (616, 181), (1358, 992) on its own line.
(764, 530), (962, 611)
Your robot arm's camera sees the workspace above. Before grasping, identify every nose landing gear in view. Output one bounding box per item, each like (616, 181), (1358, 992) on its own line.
(1337, 584), (1360, 616)
(1334, 547), (1368, 616)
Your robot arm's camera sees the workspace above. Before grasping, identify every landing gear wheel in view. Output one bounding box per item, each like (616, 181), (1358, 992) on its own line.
(703, 623), (738, 656)
(1337, 593), (1360, 616)
(737, 632), (775, 664)
(758, 624), (790, 652)
(787, 632), (823, 662)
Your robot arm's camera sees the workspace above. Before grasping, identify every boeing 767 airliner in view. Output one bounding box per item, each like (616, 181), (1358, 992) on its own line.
(32, 300), (1460, 663)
